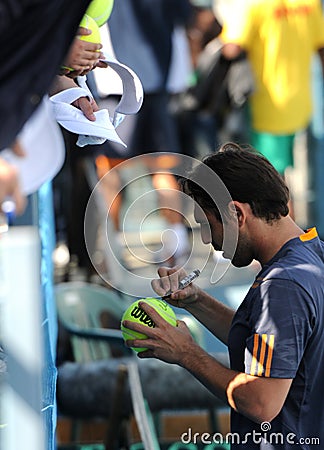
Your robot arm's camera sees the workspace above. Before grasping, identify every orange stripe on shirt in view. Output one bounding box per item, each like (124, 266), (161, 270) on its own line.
(265, 334), (275, 377)
(257, 334), (268, 376)
(250, 334), (259, 376)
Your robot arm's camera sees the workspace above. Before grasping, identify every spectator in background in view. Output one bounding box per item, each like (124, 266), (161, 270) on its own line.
(175, 1), (252, 159)
(177, 0), (223, 158)
(217, 0), (324, 180)
(187, 0), (222, 69)
(106, 0), (193, 166)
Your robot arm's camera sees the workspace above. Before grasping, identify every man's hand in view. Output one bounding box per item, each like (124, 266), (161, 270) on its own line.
(72, 96), (99, 121)
(63, 26), (103, 78)
(151, 266), (200, 308)
(51, 75), (100, 121)
(0, 155), (26, 216)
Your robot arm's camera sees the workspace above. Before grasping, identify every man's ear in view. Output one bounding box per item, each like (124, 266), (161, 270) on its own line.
(229, 201), (247, 226)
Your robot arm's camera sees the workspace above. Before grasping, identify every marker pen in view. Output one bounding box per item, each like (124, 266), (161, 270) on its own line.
(162, 269), (201, 298)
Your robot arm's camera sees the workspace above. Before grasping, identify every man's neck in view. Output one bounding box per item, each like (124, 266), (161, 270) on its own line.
(252, 215), (305, 266)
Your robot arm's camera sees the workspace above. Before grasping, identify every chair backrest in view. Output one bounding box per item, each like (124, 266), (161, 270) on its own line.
(55, 281), (133, 362)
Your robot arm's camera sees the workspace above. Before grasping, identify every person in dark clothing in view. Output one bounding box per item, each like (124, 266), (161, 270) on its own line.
(0, 0), (92, 150)
(123, 142), (324, 450)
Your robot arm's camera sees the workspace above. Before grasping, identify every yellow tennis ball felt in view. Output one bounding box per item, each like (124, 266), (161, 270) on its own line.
(86, 0), (114, 27)
(121, 298), (177, 353)
(79, 14), (101, 45)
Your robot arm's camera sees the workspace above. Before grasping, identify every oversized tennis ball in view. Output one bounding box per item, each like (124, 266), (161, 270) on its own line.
(86, 0), (114, 27)
(121, 298), (177, 353)
(79, 14), (101, 45)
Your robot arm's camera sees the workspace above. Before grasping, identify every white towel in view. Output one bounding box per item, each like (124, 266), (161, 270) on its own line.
(50, 87), (127, 148)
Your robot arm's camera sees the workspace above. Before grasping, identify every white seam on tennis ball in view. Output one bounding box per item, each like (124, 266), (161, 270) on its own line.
(121, 327), (146, 340)
(97, 12), (107, 23)
(144, 298), (177, 324)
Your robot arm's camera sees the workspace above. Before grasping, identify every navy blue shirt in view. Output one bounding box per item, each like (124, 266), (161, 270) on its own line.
(228, 228), (324, 449)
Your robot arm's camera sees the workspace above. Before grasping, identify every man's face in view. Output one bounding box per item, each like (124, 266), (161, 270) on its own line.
(194, 204), (254, 268)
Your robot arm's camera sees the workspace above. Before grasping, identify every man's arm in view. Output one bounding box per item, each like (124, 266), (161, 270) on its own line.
(182, 344), (292, 423)
(183, 287), (235, 345)
(123, 302), (292, 424)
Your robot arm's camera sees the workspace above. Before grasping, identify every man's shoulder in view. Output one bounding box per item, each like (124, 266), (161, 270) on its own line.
(256, 237), (324, 306)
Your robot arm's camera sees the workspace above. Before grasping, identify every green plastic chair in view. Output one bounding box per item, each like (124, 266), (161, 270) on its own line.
(55, 282), (163, 450)
(55, 281), (134, 362)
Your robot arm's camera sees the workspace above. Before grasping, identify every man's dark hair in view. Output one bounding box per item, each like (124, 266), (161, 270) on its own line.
(179, 142), (290, 222)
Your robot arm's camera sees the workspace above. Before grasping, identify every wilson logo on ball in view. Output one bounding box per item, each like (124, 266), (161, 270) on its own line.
(130, 306), (155, 327)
